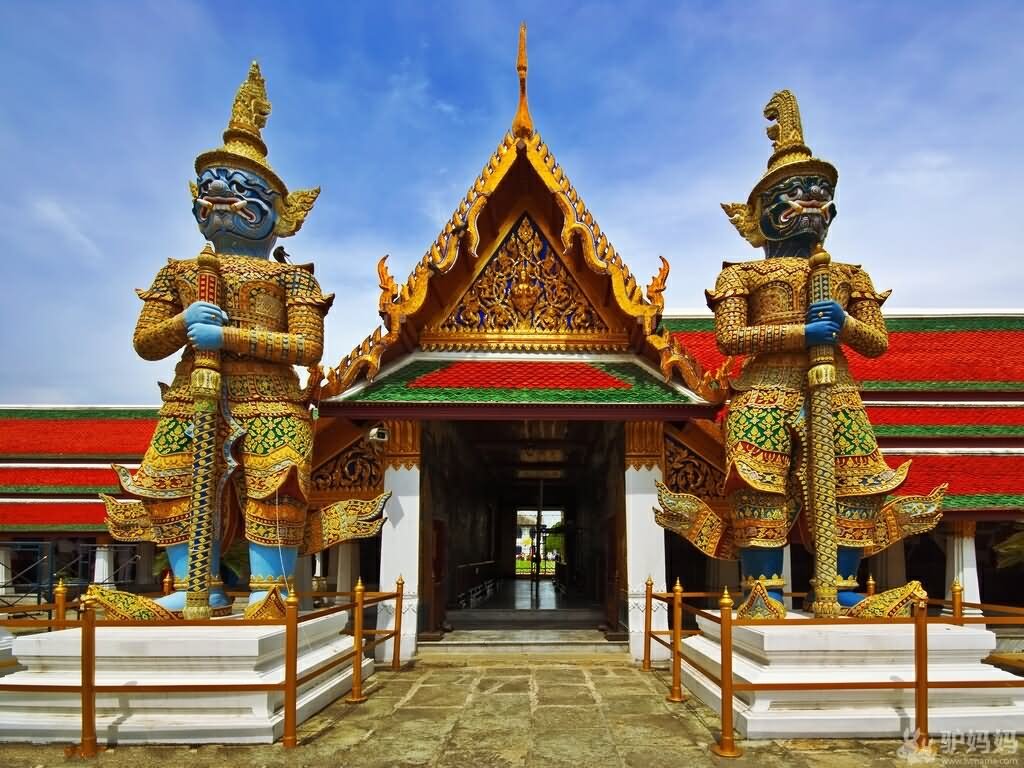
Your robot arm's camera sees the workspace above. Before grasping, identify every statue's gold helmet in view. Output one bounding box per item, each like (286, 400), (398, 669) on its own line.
(722, 90), (838, 247)
(190, 62), (319, 237)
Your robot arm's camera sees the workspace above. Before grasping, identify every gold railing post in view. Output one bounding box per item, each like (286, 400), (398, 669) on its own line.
(54, 578), (67, 630)
(914, 594), (930, 752)
(346, 578), (368, 703)
(78, 596), (98, 758)
(667, 578), (684, 703)
(951, 579), (963, 626)
(642, 576), (653, 672)
(392, 576), (404, 671)
(710, 587), (742, 759)
(162, 571), (174, 596)
(866, 574), (876, 597)
(282, 591), (299, 749)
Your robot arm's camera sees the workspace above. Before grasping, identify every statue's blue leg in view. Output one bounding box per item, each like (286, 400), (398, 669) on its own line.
(155, 542), (231, 612)
(248, 543), (297, 604)
(740, 547), (785, 603)
(837, 546), (865, 608)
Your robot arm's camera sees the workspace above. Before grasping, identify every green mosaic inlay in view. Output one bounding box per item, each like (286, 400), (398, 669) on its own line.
(660, 317), (714, 333)
(0, 408), (159, 420)
(862, 381), (1024, 392)
(0, 523), (108, 532)
(874, 425), (1024, 439)
(0, 485), (120, 496)
(941, 494), (1024, 511)
(660, 316), (1024, 333)
(345, 360), (694, 405)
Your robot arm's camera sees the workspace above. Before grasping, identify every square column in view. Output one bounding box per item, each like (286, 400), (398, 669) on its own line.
(625, 422), (669, 662)
(92, 544), (112, 586)
(375, 421), (421, 664)
(0, 547), (12, 596)
(945, 520), (982, 615)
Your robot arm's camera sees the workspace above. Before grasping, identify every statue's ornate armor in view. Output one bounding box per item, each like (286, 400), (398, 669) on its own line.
(117, 255), (333, 549)
(655, 90), (944, 618)
(708, 257), (906, 550)
(91, 62), (388, 621)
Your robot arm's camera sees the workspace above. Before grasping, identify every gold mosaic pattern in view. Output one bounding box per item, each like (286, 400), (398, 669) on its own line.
(437, 214), (608, 337)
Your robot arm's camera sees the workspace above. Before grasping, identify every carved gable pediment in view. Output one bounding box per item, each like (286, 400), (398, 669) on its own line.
(420, 213), (628, 352)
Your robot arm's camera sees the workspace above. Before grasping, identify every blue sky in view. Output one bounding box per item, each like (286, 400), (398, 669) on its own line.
(1, 1), (1021, 403)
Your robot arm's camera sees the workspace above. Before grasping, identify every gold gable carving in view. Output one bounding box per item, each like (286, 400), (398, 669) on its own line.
(420, 214), (622, 351)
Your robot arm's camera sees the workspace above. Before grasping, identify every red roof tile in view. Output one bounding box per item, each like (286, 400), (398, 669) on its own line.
(407, 360), (631, 390)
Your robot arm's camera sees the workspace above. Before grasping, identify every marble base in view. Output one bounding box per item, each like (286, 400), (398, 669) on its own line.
(0, 629), (16, 677)
(684, 611), (1024, 739)
(0, 612), (372, 744)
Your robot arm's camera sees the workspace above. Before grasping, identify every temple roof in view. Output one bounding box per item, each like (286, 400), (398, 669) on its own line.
(0, 406), (158, 532)
(663, 314), (1024, 394)
(330, 353), (709, 420)
(319, 28), (724, 410)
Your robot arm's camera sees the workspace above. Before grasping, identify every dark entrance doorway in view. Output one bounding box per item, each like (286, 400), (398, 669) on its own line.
(418, 420), (624, 633)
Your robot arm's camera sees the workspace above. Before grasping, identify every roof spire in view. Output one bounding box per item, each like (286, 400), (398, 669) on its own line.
(511, 22), (534, 139)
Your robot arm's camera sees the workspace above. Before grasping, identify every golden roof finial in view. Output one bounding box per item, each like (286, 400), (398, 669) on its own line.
(511, 22), (534, 139)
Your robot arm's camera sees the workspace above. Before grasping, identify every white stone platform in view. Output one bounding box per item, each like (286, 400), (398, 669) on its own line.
(0, 612), (372, 744)
(683, 611), (1024, 739)
(0, 629), (16, 677)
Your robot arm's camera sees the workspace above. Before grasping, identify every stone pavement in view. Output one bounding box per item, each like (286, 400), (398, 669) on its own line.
(0, 654), (1021, 767)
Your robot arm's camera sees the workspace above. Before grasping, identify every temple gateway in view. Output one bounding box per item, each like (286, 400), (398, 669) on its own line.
(1, 29), (1023, 749)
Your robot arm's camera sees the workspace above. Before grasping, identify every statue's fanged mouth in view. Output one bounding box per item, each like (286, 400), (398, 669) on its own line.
(779, 199), (832, 224)
(196, 196), (257, 223)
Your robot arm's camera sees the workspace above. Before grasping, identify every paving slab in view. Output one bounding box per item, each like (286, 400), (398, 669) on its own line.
(0, 653), (1002, 768)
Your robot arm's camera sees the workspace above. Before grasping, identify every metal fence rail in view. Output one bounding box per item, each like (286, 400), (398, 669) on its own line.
(642, 578), (1024, 759)
(0, 576), (406, 757)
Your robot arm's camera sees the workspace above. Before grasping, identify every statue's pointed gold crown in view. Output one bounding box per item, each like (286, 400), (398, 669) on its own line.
(193, 61), (319, 237)
(511, 22), (534, 139)
(722, 90), (838, 247)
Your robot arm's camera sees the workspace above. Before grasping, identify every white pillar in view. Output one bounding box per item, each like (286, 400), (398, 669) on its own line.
(626, 466), (669, 661)
(92, 545), (112, 586)
(945, 521), (982, 616)
(376, 466), (419, 663)
(314, 552), (324, 578)
(869, 541), (906, 591)
(0, 547), (12, 595)
(782, 544), (793, 610)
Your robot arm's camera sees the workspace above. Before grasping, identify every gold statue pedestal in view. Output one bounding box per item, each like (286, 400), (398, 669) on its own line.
(0, 612), (372, 745)
(683, 611), (1024, 739)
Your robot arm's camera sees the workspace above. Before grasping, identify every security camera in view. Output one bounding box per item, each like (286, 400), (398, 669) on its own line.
(368, 425), (389, 443)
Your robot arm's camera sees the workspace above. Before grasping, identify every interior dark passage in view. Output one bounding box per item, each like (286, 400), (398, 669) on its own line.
(419, 420), (624, 634)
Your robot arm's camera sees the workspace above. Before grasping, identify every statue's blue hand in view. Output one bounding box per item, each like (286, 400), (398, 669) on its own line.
(807, 300), (846, 328)
(805, 320), (841, 347)
(187, 322), (224, 350)
(184, 301), (228, 329)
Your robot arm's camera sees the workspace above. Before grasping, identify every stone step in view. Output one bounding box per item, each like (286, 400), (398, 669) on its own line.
(417, 629), (629, 656)
(445, 608), (605, 629)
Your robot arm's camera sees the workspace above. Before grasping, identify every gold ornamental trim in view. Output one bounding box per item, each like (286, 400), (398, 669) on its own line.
(383, 420), (421, 471)
(419, 331), (631, 353)
(625, 421), (663, 472)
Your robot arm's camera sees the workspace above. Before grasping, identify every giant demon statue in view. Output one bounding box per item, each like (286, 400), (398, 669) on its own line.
(655, 91), (946, 619)
(94, 63), (386, 620)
